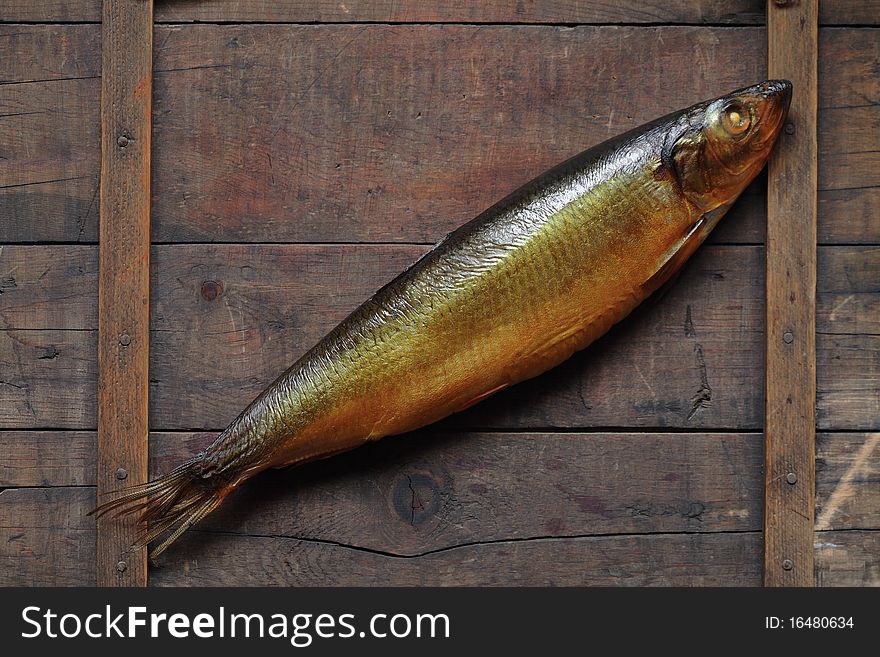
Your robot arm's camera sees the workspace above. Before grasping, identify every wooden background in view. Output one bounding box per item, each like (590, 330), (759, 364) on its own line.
(1, 1), (878, 585)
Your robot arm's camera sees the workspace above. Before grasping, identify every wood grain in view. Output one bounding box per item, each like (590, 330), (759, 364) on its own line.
(0, 431), (95, 487)
(0, 23), (101, 243)
(2, 484), (872, 587)
(148, 528), (880, 587)
(1, 431), (873, 527)
(764, 0), (818, 587)
(815, 433), (880, 533)
(815, 531), (880, 587)
(0, 245), (97, 331)
(1, 26), (877, 245)
(96, 0), (152, 587)
(1, 430), (876, 586)
(4, 1), (877, 25)
(150, 431), (764, 553)
(0, 487), (95, 586)
(148, 530), (762, 586)
(0, 329), (97, 428)
(2, 245), (877, 431)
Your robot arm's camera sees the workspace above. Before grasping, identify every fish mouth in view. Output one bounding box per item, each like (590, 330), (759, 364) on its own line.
(748, 79), (792, 147)
(759, 79), (793, 106)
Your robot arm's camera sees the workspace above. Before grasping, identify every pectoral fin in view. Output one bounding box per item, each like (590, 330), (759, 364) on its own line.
(641, 213), (711, 296)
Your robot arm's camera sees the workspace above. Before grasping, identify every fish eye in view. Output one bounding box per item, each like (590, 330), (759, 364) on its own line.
(721, 101), (751, 136)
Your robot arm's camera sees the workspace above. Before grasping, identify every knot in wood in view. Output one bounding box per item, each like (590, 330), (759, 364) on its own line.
(393, 472), (442, 525)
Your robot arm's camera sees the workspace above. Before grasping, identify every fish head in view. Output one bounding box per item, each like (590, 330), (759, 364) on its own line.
(672, 80), (792, 213)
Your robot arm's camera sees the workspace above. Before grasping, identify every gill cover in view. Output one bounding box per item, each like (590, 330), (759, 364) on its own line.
(672, 80), (792, 213)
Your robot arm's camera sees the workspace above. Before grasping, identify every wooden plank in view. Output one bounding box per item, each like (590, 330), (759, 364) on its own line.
(2, 485), (874, 587)
(0, 246), (97, 331)
(0, 23), (101, 243)
(145, 25), (878, 244)
(0, 431), (95, 487)
(150, 531), (761, 586)
(815, 531), (880, 586)
(0, 2), (100, 22)
(151, 0), (767, 24)
(151, 431), (764, 553)
(817, 247), (880, 337)
(0, 329), (97, 428)
(815, 433), (880, 533)
(2, 430), (875, 586)
(818, 335), (880, 432)
(0, 430), (872, 526)
(96, 0), (153, 587)
(764, 0), (818, 587)
(149, 25), (764, 245)
(2, 26), (876, 244)
(816, 246), (880, 433)
(0, 487), (95, 586)
(4, 1), (878, 25)
(3, 245), (877, 431)
(0, 245), (864, 338)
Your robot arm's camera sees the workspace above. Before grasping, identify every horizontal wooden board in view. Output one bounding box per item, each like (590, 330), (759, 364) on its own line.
(3, 1), (878, 25)
(1, 26), (877, 244)
(816, 433), (880, 533)
(1, 486), (873, 586)
(817, 334), (880, 432)
(0, 431), (95, 486)
(1, 432), (875, 586)
(0, 245), (98, 331)
(150, 528), (880, 586)
(0, 486), (95, 586)
(148, 24), (766, 244)
(2, 245), (877, 430)
(0, 430), (880, 531)
(2, 431), (874, 530)
(0, 329), (97, 429)
(817, 246), (880, 336)
(148, 530), (762, 586)
(150, 431), (763, 554)
(814, 531), (880, 587)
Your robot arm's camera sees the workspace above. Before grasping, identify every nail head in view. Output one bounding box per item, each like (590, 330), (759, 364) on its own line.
(116, 561), (128, 573)
(784, 122), (795, 135)
(783, 330), (794, 344)
(200, 280), (223, 301)
(785, 472), (797, 485)
(782, 559), (793, 571)
(117, 135), (129, 148)
(115, 467), (128, 480)
(119, 333), (131, 346)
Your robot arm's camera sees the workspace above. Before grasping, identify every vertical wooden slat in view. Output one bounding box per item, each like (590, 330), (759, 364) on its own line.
(97, 0), (153, 586)
(764, 0), (818, 586)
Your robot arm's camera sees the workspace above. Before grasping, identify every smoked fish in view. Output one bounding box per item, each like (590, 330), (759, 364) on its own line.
(95, 80), (792, 558)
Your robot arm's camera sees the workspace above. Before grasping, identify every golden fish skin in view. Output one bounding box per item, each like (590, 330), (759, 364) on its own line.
(94, 80), (791, 558)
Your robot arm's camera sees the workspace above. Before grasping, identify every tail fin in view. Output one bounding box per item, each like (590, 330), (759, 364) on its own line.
(90, 457), (231, 560)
